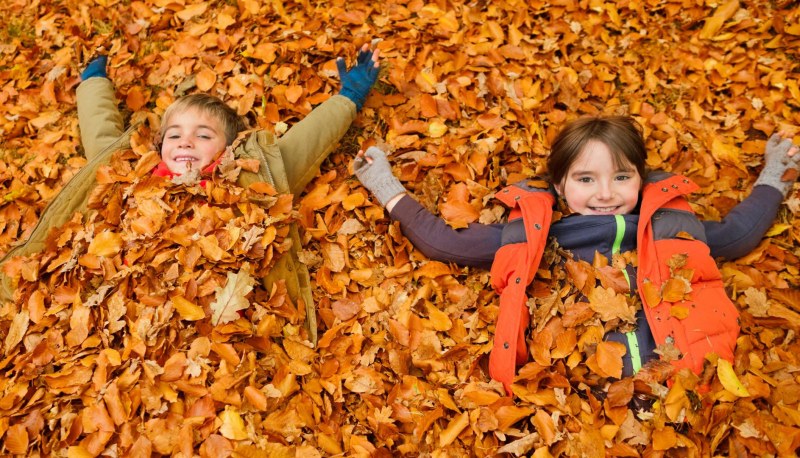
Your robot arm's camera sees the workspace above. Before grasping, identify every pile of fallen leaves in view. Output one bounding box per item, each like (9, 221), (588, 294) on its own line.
(1, 0), (800, 456)
(1, 123), (303, 455)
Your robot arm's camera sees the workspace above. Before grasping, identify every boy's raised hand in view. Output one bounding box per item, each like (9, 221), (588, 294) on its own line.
(337, 44), (381, 111)
(81, 55), (108, 81)
(754, 132), (800, 197)
(353, 146), (407, 208)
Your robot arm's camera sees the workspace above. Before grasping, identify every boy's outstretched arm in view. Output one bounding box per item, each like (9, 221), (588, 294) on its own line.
(277, 44), (381, 195)
(76, 55), (125, 161)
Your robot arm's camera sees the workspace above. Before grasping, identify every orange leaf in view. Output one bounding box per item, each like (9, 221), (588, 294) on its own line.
(588, 341), (627, 378)
(641, 280), (661, 307)
(5, 424), (28, 454)
(196, 68), (217, 91)
(285, 85), (304, 104)
(652, 426), (678, 451)
(661, 278), (690, 303)
(125, 86), (148, 111)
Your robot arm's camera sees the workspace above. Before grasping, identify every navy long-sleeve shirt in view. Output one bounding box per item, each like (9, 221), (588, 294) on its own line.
(388, 185), (783, 268)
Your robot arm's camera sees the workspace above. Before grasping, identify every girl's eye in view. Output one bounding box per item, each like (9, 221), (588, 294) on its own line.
(577, 177), (592, 183)
(615, 175), (631, 181)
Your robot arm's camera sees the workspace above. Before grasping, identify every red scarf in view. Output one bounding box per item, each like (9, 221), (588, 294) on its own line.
(151, 157), (222, 182)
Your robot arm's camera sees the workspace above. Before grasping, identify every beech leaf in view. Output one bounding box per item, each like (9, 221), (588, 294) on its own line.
(210, 264), (256, 325)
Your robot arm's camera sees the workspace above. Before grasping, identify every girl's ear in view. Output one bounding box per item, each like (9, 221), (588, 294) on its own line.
(554, 182), (564, 197)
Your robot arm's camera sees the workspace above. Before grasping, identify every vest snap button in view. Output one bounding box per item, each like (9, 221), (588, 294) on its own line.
(515, 277), (521, 283)
(514, 195), (521, 201)
(503, 342), (509, 349)
(503, 189), (509, 192)
(671, 184), (678, 189)
(534, 223), (541, 230)
(683, 179), (689, 183)
(661, 187), (668, 192)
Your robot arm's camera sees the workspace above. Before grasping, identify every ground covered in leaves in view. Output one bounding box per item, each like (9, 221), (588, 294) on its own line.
(1, 0), (800, 456)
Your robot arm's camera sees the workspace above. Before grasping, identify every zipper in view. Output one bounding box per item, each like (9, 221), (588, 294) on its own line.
(613, 214), (643, 374)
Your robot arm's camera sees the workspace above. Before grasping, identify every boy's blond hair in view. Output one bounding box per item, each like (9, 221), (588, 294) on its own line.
(159, 93), (246, 146)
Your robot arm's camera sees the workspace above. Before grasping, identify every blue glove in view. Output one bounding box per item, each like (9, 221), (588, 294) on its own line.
(336, 48), (379, 111)
(81, 55), (108, 81)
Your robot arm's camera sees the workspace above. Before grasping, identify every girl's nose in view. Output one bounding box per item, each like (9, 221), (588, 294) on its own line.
(596, 181), (613, 199)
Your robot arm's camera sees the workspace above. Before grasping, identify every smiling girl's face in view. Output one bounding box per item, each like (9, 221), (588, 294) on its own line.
(555, 139), (642, 215)
(160, 107), (227, 174)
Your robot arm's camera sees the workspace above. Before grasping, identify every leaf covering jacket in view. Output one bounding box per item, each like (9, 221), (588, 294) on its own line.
(489, 174), (741, 394)
(0, 77), (358, 343)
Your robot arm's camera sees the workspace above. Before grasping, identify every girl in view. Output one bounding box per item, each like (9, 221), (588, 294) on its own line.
(353, 116), (800, 394)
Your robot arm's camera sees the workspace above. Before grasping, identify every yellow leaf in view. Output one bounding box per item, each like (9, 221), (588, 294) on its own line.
(765, 223), (791, 237)
(785, 23), (800, 36)
(4, 310), (29, 354)
(67, 446), (95, 458)
(587, 286), (636, 323)
(216, 12), (237, 29)
(428, 121), (448, 138)
(425, 301), (453, 331)
(699, 0), (740, 39)
(439, 411), (469, 447)
(342, 193), (365, 210)
(717, 358), (750, 397)
(88, 231), (123, 257)
(710, 137), (743, 168)
(218, 407), (248, 440)
(175, 2), (208, 22)
(210, 265), (255, 325)
(172, 296), (206, 321)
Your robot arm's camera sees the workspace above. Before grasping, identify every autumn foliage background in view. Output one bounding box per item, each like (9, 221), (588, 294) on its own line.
(1, 0), (800, 456)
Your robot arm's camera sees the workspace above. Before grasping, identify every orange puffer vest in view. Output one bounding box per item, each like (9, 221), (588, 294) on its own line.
(488, 174), (740, 395)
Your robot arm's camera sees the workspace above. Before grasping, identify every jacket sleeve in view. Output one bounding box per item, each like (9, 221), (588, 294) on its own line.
(388, 195), (503, 269)
(276, 94), (357, 195)
(703, 185), (784, 260)
(76, 77), (124, 161)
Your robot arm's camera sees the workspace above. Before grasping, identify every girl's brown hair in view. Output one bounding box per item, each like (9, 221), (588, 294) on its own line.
(159, 93), (246, 146)
(547, 116), (647, 186)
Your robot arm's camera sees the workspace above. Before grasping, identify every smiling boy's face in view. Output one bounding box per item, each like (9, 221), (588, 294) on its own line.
(160, 107), (227, 174)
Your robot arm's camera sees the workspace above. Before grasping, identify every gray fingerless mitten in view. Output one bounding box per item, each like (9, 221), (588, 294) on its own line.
(753, 134), (800, 197)
(353, 146), (407, 207)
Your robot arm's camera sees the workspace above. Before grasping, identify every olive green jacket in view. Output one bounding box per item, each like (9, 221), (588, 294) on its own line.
(0, 77), (357, 343)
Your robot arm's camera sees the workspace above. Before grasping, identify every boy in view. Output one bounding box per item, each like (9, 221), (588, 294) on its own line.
(0, 45), (381, 343)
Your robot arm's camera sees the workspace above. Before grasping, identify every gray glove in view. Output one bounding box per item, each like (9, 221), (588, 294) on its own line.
(753, 134), (800, 197)
(353, 146), (407, 207)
